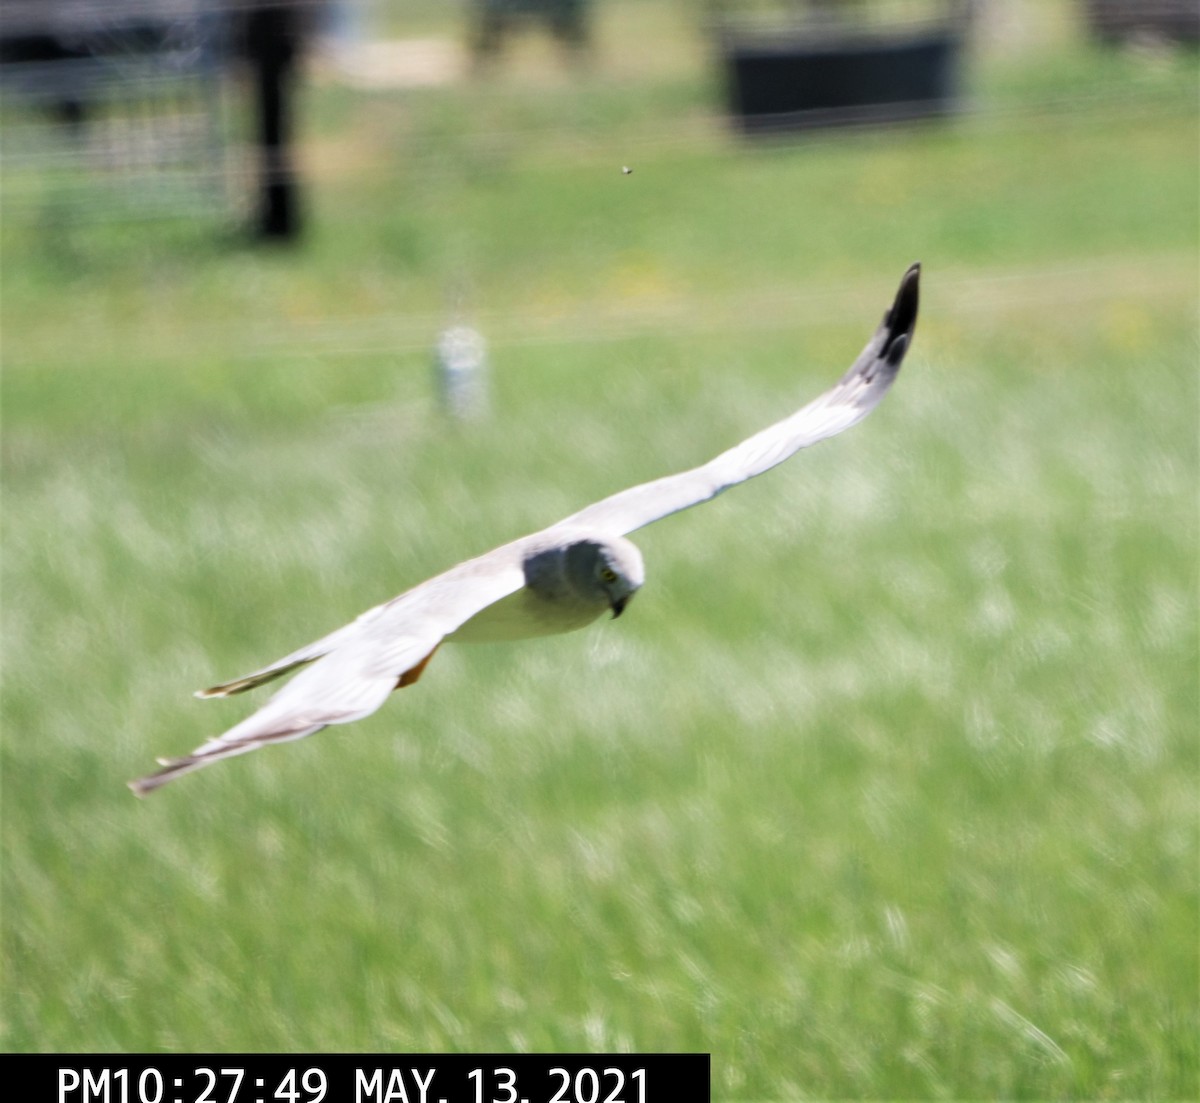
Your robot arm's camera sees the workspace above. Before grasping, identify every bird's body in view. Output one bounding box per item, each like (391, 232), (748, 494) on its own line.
(450, 533), (643, 643)
(130, 265), (919, 796)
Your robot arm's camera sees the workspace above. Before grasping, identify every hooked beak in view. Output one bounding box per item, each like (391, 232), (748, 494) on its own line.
(611, 595), (630, 619)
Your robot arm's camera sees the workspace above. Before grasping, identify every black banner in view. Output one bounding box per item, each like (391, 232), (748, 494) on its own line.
(9, 1054), (710, 1103)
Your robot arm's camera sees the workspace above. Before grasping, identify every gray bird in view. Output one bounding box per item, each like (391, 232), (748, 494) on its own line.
(130, 264), (919, 795)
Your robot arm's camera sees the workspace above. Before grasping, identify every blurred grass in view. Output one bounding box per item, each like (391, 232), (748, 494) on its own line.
(2, 1), (1197, 1099)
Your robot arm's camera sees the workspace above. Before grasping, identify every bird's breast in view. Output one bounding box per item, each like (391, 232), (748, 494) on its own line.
(447, 586), (605, 643)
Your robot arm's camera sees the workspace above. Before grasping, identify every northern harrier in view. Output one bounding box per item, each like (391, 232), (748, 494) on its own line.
(130, 264), (919, 795)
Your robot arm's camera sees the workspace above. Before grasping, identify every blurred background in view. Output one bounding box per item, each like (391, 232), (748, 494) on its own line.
(2, 0), (1197, 1096)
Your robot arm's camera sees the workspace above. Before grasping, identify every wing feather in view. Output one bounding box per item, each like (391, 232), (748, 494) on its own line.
(197, 547), (528, 699)
(553, 263), (918, 537)
(195, 595), (414, 697)
(131, 554), (526, 794)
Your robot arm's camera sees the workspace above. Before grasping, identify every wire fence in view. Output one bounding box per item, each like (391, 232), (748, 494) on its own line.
(1, 2), (1194, 223)
(229, 253), (1195, 358)
(1, 1), (241, 220)
(0, 1), (337, 231)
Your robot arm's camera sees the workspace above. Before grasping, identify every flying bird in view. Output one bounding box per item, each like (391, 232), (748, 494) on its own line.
(130, 264), (919, 796)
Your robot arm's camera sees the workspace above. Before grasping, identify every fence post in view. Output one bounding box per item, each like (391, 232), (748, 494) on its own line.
(246, 2), (302, 239)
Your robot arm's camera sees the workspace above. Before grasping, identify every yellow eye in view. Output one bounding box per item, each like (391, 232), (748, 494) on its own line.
(600, 568), (618, 584)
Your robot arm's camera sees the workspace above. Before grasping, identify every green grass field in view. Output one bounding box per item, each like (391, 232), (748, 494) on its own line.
(3, 2), (1197, 1097)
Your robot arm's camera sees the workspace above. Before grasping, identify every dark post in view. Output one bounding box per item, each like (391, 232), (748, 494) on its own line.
(245, 3), (301, 240)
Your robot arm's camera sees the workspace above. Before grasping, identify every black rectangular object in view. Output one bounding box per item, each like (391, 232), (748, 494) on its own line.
(724, 27), (962, 133)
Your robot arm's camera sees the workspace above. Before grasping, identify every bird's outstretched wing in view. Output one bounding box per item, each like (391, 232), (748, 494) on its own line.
(552, 263), (919, 538)
(129, 554), (526, 795)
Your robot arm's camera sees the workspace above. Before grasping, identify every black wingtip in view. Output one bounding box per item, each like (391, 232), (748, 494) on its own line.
(882, 263), (919, 362)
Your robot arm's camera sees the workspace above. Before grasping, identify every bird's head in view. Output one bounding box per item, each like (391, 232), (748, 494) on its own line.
(564, 535), (644, 618)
